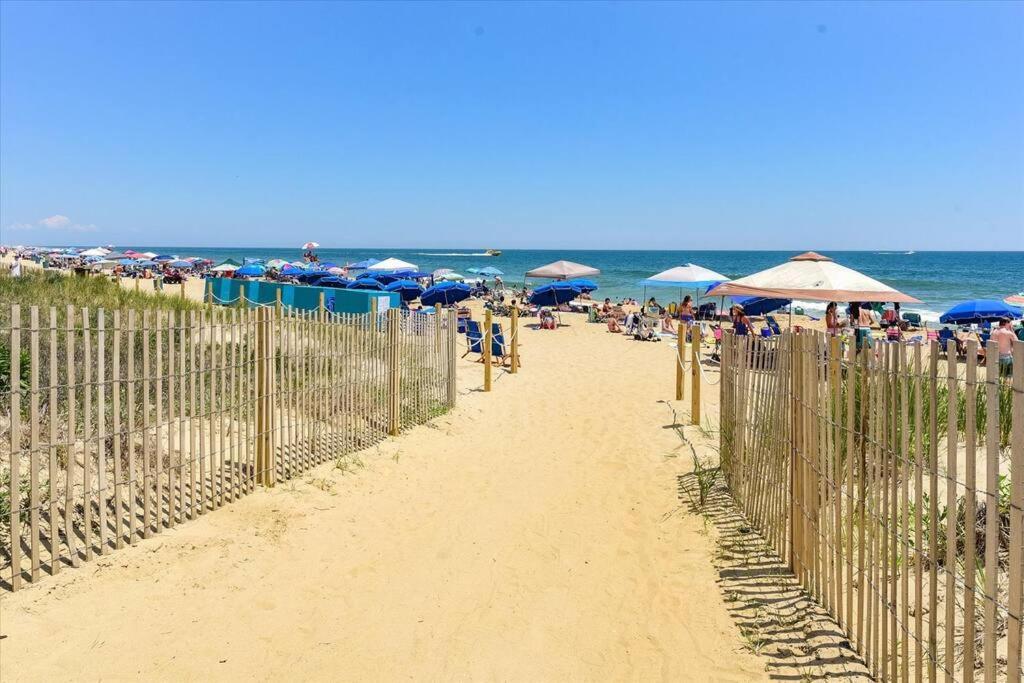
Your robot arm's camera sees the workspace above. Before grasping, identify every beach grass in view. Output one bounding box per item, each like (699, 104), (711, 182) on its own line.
(0, 266), (203, 313)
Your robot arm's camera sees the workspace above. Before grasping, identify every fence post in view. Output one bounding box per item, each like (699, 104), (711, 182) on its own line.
(510, 306), (519, 374)
(690, 325), (701, 425)
(387, 308), (401, 436)
(448, 308), (458, 407)
(676, 329), (685, 401)
(134, 277), (139, 293)
(239, 287), (246, 309)
(180, 281), (186, 300)
(318, 291), (325, 317)
(483, 309), (493, 391)
(8, 305), (22, 590)
(275, 287), (282, 314)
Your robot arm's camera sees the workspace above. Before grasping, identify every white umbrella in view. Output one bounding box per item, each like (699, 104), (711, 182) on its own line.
(525, 260), (600, 280)
(639, 264), (728, 288)
(302, 241), (320, 250)
(432, 268), (453, 278)
(439, 272), (465, 281)
(708, 251), (921, 303)
(369, 257), (418, 272)
(80, 247), (109, 257)
(210, 263), (238, 273)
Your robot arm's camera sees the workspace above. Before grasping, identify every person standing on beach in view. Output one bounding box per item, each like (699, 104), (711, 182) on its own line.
(992, 318), (1016, 376)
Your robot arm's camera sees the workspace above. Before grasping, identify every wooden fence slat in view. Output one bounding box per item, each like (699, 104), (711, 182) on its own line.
(9, 305), (22, 589)
(48, 307), (60, 573)
(28, 306), (41, 580)
(1007, 341), (1023, 683)
(981, 341), (998, 683)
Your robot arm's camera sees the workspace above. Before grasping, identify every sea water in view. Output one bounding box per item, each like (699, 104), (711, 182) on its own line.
(113, 247), (1023, 324)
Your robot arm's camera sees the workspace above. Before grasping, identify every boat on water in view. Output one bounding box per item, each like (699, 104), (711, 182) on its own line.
(485, 249), (502, 257)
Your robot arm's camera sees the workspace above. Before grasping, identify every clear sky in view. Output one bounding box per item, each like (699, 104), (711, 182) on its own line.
(1, 1), (1022, 250)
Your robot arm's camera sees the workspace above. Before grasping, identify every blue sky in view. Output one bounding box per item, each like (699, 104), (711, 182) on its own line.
(1, 1), (1021, 250)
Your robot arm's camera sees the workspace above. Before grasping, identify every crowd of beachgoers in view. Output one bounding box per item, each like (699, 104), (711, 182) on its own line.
(4, 244), (1022, 373)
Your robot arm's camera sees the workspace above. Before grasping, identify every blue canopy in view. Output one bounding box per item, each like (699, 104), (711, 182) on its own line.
(732, 296), (790, 316)
(565, 278), (598, 293)
(939, 299), (1022, 325)
(235, 264), (266, 277)
(347, 278), (384, 291)
(421, 281), (472, 307)
(385, 279), (425, 302)
(168, 259), (193, 268)
(347, 258), (380, 270)
(529, 282), (582, 307)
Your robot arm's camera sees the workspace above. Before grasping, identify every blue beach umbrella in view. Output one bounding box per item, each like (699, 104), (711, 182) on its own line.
(118, 258), (139, 266)
(281, 264), (307, 276)
(939, 299), (1022, 325)
(153, 254), (176, 261)
(479, 266), (504, 277)
(295, 270), (329, 283)
(347, 278), (385, 291)
(565, 278), (598, 293)
(529, 282), (582, 307)
(317, 276), (351, 288)
(385, 279), (425, 302)
(421, 281), (472, 307)
(168, 259), (193, 268)
(235, 264), (266, 277)
(134, 260), (158, 268)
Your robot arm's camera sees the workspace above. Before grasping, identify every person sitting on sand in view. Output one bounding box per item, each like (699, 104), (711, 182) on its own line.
(607, 315), (623, 333)
(661, 314), (677, 335)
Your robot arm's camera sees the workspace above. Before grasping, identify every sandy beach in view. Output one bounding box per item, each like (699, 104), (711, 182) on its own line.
(0, 269), (781, 681)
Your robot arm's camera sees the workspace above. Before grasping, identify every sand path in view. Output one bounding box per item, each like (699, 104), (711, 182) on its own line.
(1, 311), (765, 681)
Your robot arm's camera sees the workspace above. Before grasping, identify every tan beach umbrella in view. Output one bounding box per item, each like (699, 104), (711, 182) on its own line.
(707, 251), (921, 303)
(525, 260), (600, 280)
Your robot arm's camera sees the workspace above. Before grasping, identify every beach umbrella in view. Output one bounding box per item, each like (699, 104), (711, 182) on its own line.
(80, 247), (109, 257)
(421, 282), (472, 307)
(118, 258), (139, 266)
(478, 266), (504, 277)
(347, 258), (380, 270)
(939, 299), (1021, 325)
(214, 258), (242, 268)
(296, 270), (330, 283)
(432, 268), (453, 278)
(210, 263), (238, 273)
(707, 252), (920, 303)
(102, 252), (134, 261)
(302, 241), (320, 250)
(368, 257), (418, 272)
(1005, 294), (1024, 306)
(525, 260), (600, 280)
(235, 264), (266, 278)
(385, 279), (425, 302)
(140, 252), (158, 259)
(327, 266), (346, 275)
(467, 267), (481, 274)
(134, 260), (158, 269)
(346, 278), (385, 291)
(153, 254), (176, 261)
(266, 258), (290, 269)
(565, 278), (598, 293)
(529, 282), (582, 307)
(317, 276), (351, 288)
(731, 296), (790, 316)
(439, 272), (465, 281)
(640, 264), (729, 289)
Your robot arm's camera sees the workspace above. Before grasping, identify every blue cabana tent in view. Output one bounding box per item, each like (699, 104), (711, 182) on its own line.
(347, 258), (380, 270)
(235, 264), (266, 277)
(421, 282), (472, 307)
(939, 299), (1021, 325)
(529, 282), (582, 307)
(385, 279), (425, 302)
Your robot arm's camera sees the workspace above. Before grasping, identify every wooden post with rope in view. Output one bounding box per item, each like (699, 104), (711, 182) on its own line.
(510, 306), (519, 374)
(676, 330), (685, 401)
(275, 287), (282, 315)
(205, 280), (213, 313)
(483, 309), (493, 391)
(318, 291), (325, 318)
(690, 324), (701, 425)
(180, 281), (186, 300)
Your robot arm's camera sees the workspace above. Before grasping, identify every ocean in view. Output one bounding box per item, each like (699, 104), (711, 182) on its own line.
(114, 247), (1022, 324)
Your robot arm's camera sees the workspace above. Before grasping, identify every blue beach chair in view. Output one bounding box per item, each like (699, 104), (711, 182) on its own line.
(463, 319), (484, 358)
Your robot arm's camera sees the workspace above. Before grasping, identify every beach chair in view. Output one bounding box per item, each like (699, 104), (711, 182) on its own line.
(666, 302), (677, 316)
(490, 323), (515, 366)
(764, 315), (783, 336)
(696, 302), (716, 320)
(902, 312), (922, 329)
(463, 319), (484, 358)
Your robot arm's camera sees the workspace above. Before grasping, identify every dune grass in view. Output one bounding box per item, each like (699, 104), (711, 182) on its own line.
(0, 267), (203, 314)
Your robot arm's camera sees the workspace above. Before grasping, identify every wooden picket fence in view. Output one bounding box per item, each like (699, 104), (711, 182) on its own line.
(1, 303), (457, 591)
(720, 330), (1023, 681)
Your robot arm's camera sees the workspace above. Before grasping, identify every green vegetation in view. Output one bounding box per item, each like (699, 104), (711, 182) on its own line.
(0, 267), (203, 314)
